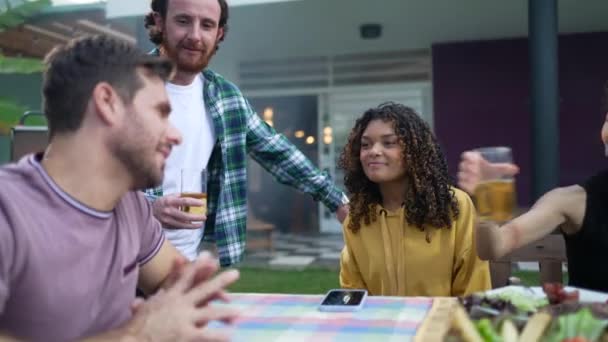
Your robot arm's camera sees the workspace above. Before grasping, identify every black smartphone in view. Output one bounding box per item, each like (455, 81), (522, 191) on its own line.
(318, 289), (368, 312)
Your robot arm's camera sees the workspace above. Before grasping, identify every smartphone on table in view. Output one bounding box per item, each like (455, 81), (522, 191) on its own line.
(318, 289), (368, 312)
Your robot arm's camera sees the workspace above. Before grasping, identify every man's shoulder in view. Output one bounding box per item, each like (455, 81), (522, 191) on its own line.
(0, 158), (36, 195)
(117, 191), (151, 214)
(0, 159), (40, 235)
(203, 69), (244, 97)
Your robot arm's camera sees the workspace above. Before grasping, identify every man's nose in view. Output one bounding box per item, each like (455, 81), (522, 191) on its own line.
(187, 23), (203, 41)
(168, 123), (183, 146)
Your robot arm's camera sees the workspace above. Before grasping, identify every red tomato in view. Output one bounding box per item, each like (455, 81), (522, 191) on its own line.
(562, 337), (589, 342)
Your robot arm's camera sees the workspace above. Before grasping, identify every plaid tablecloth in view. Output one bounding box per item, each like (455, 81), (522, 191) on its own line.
(209, 293), (435, 342)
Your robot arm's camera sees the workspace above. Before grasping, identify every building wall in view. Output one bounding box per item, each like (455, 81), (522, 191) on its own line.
(433, 31), (608, 206)
(192, 0), (608, 85)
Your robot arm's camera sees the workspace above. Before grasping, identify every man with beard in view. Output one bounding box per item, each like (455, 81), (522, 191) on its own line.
(144, 0), (349, 265)
(457, 103), (608, 292)
(0, 35), (239, 341)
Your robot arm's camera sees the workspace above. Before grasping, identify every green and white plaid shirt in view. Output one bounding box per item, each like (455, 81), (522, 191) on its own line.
(145, 69), (345, 266)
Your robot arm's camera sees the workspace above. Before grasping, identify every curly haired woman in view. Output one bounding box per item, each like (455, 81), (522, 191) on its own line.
(338, 102), (491, 297)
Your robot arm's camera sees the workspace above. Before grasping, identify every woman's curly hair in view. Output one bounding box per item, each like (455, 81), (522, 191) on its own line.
(338, 102), (459, 233)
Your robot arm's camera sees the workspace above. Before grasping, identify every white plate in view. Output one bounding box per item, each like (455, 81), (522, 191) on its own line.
(484, 285), (608, 303)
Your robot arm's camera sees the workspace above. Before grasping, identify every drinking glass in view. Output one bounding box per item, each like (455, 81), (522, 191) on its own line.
(179, 168), (207, 216)
(473, 147), (516, 223)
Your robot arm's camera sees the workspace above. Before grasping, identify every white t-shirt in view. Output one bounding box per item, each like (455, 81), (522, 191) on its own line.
(162, 75), (216, 260)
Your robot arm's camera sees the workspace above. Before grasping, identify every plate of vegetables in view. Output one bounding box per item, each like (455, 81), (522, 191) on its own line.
(444, 284), (608, 341)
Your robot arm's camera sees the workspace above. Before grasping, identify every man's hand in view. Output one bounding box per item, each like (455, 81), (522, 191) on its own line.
(127, 254), (240, 342)
(457, 151), (520, 195)
(152, 194), (206, 229)
(336, 204), (349, 224)
(161, 253), (230, 303)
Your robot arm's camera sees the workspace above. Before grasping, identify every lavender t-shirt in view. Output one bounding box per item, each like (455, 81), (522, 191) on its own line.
(0, 155), (165, 341)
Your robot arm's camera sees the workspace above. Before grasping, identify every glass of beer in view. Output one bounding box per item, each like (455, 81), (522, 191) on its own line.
(179, 168), (207, 216)
(473, 146), (516, 223)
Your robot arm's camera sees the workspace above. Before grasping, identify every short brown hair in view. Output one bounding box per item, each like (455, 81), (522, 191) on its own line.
(42, 35), (174, 136)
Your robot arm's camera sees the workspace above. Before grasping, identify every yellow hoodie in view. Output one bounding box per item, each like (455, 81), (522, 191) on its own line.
(340, 187), (491, 297)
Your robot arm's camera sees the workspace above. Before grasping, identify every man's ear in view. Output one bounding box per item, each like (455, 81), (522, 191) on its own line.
(217, 27), (225, 44)
(153, 12), (164, 31)
(92, 82), (123, 126)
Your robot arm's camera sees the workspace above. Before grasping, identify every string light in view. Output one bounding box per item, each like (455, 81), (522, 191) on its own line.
(263, 107), (274, 127)
(323, 126), (333, 145)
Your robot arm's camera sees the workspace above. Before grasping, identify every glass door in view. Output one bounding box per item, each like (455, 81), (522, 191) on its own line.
(248, 95), (320, 234)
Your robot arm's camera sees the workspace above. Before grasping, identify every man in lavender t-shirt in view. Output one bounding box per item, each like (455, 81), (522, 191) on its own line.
(0, 36), (239, 342)
(0, 155), (164, 338)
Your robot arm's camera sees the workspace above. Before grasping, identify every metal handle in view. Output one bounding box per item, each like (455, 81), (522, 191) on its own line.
(18, 110), (45, 125)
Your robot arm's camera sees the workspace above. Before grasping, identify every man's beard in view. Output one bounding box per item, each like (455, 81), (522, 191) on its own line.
(110, 127), (164, 191)
(161, 36), (216, 74)
(115, 143), (163, 190)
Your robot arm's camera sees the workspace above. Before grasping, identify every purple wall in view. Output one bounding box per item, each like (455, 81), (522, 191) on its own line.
(433, 32), (608, 206)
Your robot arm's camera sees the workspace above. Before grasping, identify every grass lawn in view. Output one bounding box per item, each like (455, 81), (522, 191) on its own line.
(229, 267), (340, 294)
(228, 267), (566, 294)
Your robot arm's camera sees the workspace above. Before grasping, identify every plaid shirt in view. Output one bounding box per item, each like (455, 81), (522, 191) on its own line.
(146, 69), (345, 266)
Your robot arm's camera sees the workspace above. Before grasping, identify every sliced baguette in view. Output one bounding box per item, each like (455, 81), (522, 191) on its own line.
(501, 319), (519, 342)
(451, 305), (483, 342)
(518, 312), (552, 342)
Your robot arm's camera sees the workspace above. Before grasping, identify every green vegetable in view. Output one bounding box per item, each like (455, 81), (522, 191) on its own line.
(476, 318), (503, 342)
(489, 289), (548, 312)
(543, 308), (608, 342)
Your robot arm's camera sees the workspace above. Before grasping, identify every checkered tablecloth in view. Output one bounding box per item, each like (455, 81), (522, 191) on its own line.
(208, 293), (434, 342)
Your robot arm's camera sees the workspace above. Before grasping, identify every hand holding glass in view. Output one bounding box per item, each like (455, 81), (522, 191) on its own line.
(179, 168), (207, 216)
(473, 147), (516, 223)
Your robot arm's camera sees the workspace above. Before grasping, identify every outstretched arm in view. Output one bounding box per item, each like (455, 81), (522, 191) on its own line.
(245, 102), (345, 212)
(476, 185), (585, 260)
